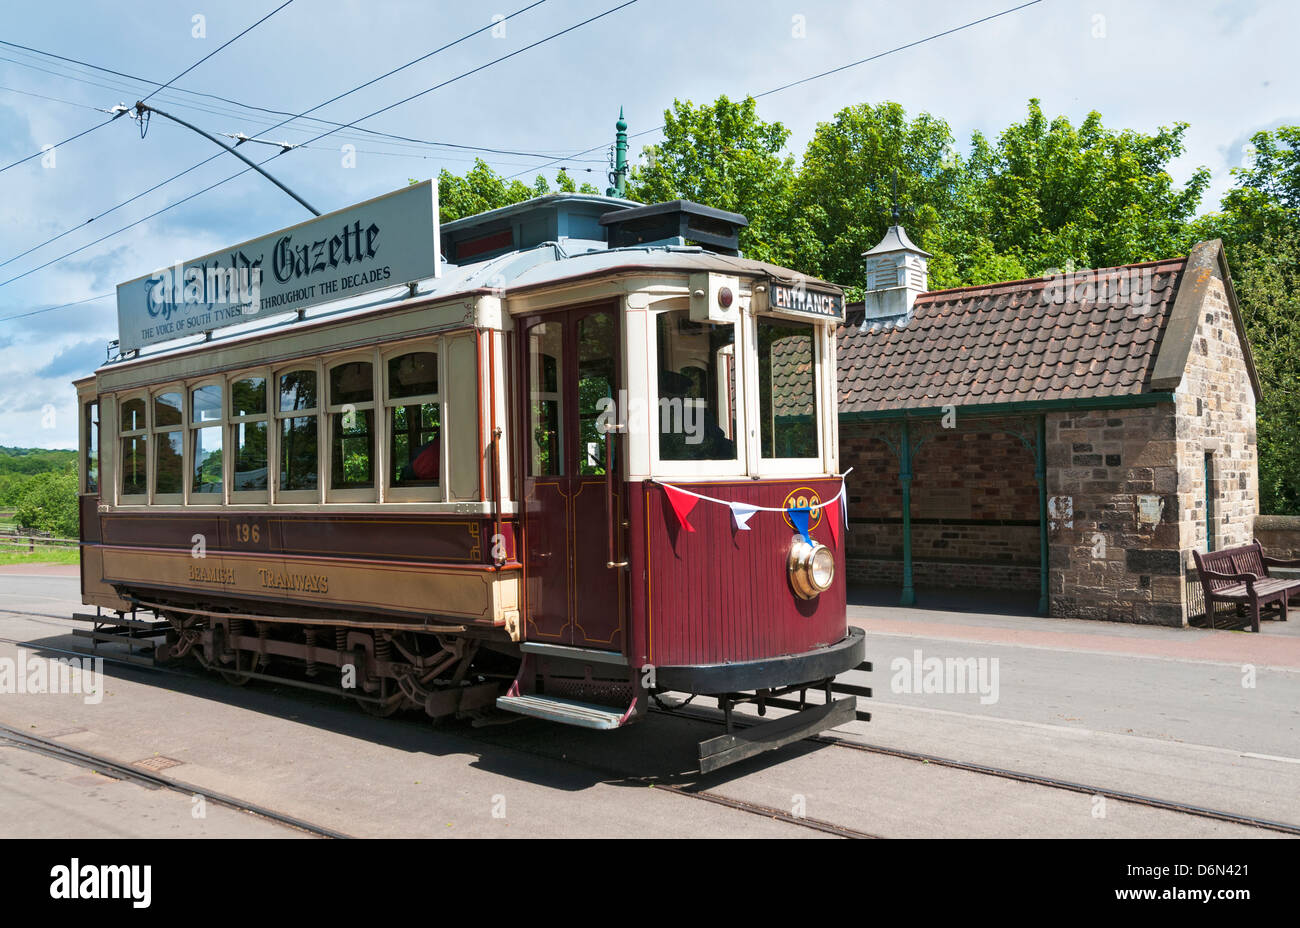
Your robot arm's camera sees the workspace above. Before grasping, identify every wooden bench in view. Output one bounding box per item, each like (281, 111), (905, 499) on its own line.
(1193, 541), (1300, 632)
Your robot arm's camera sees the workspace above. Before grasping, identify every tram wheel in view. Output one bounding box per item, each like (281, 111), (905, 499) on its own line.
(356, 695), (402, 717)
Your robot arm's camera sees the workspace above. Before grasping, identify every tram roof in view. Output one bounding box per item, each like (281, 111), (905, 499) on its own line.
(96, 239), (840, 374)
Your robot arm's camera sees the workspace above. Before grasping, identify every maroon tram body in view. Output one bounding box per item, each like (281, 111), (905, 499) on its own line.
(74, 192), (868, 770)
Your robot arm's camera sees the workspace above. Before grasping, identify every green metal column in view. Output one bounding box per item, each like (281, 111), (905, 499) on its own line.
(1036, 414), (1049, 615)
(606, 108), (628, 198)
(900, 418), (915, 606)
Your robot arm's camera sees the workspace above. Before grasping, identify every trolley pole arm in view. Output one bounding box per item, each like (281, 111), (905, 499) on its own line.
(133, 102), (321, 216)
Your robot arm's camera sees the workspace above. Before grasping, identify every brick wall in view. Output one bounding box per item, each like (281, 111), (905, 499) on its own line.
(842, 419), (1040, 591)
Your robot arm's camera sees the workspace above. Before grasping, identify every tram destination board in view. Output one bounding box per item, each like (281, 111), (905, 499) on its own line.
(767, 278), (844, 322)
(115, 180), (440, 352)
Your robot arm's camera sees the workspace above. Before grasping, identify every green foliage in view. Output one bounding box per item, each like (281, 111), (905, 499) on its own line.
(12, 465), (79, 537)
(436, 159), (550, 223)
(928, 99), (1209, 285)
(0, 446), (77, 476)
(1234, 231), (1300, 514)
(628, 96), (806, 267)
(796, 101), (961, 288)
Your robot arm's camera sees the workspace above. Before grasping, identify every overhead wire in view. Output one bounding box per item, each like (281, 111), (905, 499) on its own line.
(506, 0), (1047, 181)
(0, 0), (637, 305)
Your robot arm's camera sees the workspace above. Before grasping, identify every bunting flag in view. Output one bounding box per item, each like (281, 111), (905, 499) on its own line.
(729, 502), (760, 531)
(663, 483), (700, 533)
(788, 506), (813, 546)
(823, 493), (842, 547)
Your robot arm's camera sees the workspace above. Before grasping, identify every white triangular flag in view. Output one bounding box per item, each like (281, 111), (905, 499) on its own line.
(730, 502), (760, 531)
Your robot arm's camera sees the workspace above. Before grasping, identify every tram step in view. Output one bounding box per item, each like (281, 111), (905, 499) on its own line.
(496, 693), (631, 730)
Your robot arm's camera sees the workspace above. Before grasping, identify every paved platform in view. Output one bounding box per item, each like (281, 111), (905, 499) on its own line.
(850, 585), (1300, 669)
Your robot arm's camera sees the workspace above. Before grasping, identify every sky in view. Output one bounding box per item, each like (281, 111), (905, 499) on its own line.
(0, 0), (1296, 451)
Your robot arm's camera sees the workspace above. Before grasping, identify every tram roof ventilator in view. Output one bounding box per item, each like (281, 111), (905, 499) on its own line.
(440, 193), (749, 264)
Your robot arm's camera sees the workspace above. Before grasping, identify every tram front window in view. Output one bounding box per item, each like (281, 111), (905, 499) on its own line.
(655, 310), (736, 461)
(757, 318), (819, 459)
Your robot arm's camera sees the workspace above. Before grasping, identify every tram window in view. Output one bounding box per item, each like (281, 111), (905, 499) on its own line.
(528, 323), (563, 476)
(387, 352), (439, 487)
(120, 436), (148, 497)
(233, 420), (269, 491)
(155, 431), (184, 495)
(119, 396), (147, 499)
(83, 401), (98, 493)
(278, 369), (319, 494)
(655, 310), (737, 461)
(757, 319), (819, 459)
(192, 384), (222, 423)
(280, 417), (318, 491)
(230, 374), (269, 496)
(120, 397), (146, 432)
(154, 391), (183, 427)
(190, 384), (224, 496)
(329, 360), (375, 490)
(231, 377), (267, 417)
(577, 313), (616, 476)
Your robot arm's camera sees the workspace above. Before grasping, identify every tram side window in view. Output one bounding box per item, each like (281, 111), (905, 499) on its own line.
(153, 390), (184, 497)
(278, 369), (319, 492)
(329, 360), (375, 489)
(191, 384), (224, 496)
(655, 310), (737, 461)
(83, 401), (99, 493)
(757, 318), (819, 459)
(387, 351), (439, 487)
(528, 322), (563, 476)
(230, 376), (269, 494)
(119, 397), (148, 498)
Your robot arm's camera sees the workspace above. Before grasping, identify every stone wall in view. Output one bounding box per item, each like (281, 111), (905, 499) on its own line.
(1255, 515), (1300, 560)
(1045, 405), (1185, 625)
(1173, 274), (1259, 559)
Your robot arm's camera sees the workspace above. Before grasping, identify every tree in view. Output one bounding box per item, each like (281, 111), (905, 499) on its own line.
(13, 466), (79, 537)
(929, 99), (1210, 285)
(1233, 231), (1300, 514)
(628, 96), (807, 267)
(796, 101), (961, 289)
(436, 159), (550, 224)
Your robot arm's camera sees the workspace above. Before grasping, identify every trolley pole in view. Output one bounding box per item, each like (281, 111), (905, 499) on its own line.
(606, 107), (628, 198)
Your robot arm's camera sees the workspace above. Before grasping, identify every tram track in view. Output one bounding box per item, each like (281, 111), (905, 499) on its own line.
(655, 703), (1300, 838)
(0, 720), (350, 838)
(4, 618), (1295, 838)
(0, 628), (874, 838)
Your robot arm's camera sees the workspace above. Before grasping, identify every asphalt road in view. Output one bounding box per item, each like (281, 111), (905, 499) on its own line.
(1, 570), (1296, 838)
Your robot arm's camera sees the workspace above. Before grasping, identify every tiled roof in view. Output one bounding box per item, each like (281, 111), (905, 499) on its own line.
(768, 328), (815, 417)
(837, 257), (1187, 415)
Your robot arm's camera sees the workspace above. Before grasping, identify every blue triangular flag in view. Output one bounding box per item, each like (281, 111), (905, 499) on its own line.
(788, 506), (813, 545)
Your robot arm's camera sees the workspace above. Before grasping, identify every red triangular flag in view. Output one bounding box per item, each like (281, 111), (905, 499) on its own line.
(823, 495), (841, 547)
(663, 484), (699, 533)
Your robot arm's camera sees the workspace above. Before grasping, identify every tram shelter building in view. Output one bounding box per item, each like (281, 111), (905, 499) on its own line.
(836, 227), (1262, 626)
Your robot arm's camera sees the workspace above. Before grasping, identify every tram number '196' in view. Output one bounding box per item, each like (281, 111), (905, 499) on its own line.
(234, 523), (261, 544)
(782, 487), (823, 530)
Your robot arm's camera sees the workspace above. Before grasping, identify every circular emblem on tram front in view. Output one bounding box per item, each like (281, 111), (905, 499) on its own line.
(782, 487), (822, 530)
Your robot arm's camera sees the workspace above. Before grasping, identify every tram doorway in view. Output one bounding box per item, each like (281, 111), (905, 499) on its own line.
(519, 304), (627, 651)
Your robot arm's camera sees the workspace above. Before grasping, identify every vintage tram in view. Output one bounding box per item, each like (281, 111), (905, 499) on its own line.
(74, 184), (868, 771)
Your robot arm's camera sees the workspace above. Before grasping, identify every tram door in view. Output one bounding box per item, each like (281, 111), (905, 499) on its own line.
(520, 306), (626, 651)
